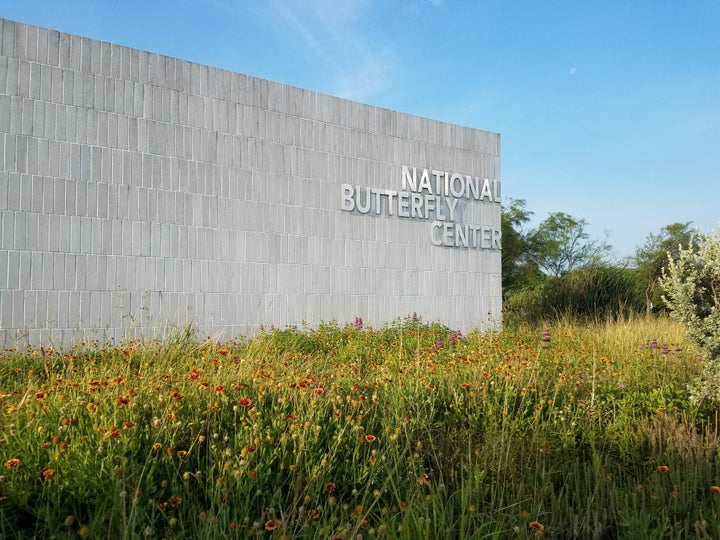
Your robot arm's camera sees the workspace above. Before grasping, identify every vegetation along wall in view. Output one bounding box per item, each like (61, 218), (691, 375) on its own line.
(0, 18), (501, 348)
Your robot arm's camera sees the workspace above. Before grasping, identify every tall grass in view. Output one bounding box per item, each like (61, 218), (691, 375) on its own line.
(1, 316), (717, 539)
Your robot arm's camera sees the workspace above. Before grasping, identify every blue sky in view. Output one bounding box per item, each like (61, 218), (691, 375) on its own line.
(3, 0), (719, 259)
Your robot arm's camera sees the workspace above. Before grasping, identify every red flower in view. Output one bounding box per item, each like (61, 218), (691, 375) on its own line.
(214, 385), (225, 394)
(658, 465), (670, 473)
(314, 388), (325, 395)
(238, 397), (252, 407)
(529, 521), (545, 532)
(325, 482), (336, 493)
(4, 458), (20, 468)
(711, 486), (720, 494)
(264, 519), (281, 531)
(42, 468), (55, 478)
(365, 434), (376, 443)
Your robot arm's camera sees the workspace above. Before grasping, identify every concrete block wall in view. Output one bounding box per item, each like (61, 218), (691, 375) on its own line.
(0, 18), (501, 349)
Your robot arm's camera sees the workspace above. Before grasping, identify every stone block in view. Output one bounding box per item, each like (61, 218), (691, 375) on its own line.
(0, 18), (501, 347)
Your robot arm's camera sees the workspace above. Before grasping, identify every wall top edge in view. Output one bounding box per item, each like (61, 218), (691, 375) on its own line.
(0, 17), (500, 148)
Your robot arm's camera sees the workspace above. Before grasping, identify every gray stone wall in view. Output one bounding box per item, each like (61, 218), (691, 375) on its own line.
(0, 18), (501, 349)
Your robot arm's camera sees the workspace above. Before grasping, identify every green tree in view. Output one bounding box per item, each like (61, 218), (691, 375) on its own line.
(501, 199), (539, 291)
(528, 212), (610, 277)
(635, 222), (696, 314)
(660, 227), (720, 406)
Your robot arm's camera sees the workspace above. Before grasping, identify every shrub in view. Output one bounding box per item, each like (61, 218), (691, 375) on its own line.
(504, 265), (644, 325)
(540, 265), (644, 321)
(660, 227), (720, 406)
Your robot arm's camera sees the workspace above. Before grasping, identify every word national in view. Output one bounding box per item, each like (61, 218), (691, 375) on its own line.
(340, 166), (502, 250)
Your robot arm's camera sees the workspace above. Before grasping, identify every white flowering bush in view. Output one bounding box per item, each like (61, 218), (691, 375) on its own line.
(661, 226), (720, 406)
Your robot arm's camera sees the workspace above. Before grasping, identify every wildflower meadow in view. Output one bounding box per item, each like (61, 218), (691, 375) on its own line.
(1, 316), (719, 539)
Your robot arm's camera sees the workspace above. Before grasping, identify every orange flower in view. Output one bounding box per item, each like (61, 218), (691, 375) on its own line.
(365, 434), (376, 443)
(238, 397), (252, 407)
(240, 445), (256, 456)
(264, 519), (281, 530)
(42, 468), (55, 478)
(658, 465), (670, 473)
(711, 486), (720, 494)
(153, 443), (162, 450)
(177, 450), (188, 458)
(4, 458), (20, 468)
(529, 521), (545, 532)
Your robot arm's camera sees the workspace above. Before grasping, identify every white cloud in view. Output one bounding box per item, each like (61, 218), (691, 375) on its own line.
(235, 0), (399, 102)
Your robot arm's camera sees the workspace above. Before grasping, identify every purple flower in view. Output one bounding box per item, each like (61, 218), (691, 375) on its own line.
(541, 329), (551, 343)
(448, 330), (463, 345)
(354, 316), (363, 330)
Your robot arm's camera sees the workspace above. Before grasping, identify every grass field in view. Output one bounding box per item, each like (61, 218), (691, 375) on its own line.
(1, 316), (719, 539)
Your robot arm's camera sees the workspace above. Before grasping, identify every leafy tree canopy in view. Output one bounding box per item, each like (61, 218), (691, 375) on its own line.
(528, 212), (611, 277)
(635, 222), (697, 312)
(501, 198), (538, 291)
